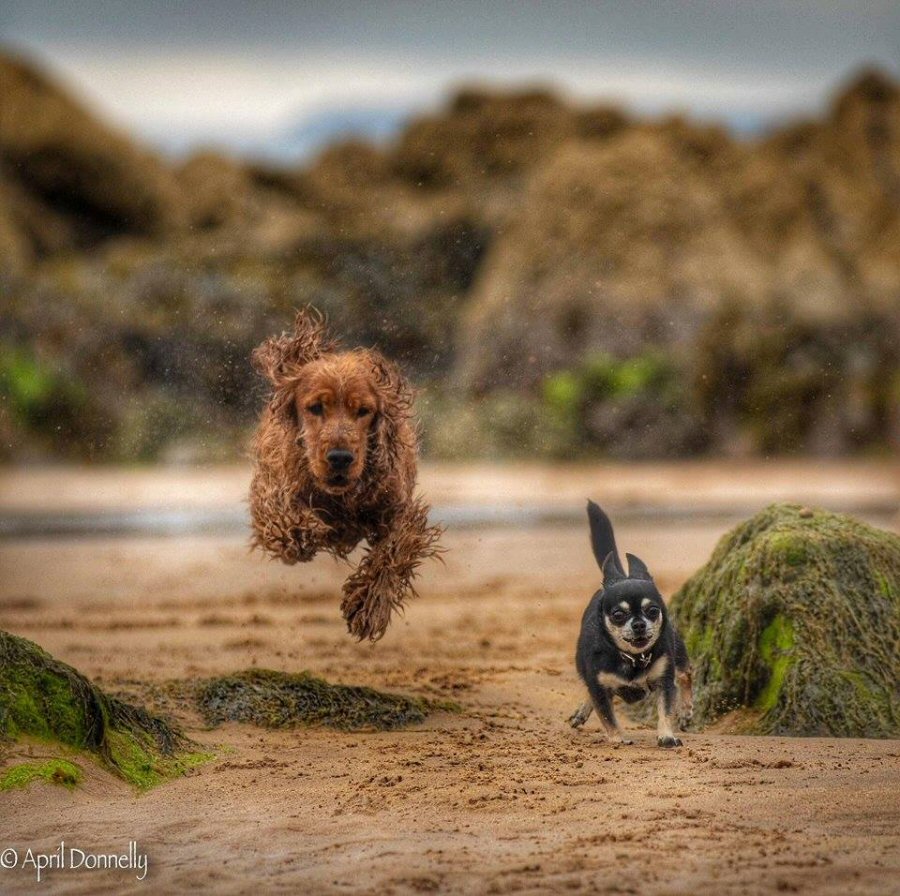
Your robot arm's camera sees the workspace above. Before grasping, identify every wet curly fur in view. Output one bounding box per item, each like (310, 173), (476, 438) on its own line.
(249, 309), (442, 641)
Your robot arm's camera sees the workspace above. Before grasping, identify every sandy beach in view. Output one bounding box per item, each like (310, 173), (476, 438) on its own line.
(1, 461), (899, 895)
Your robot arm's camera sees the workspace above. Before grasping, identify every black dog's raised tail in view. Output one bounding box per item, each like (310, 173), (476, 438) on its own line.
(586, 500), (623, 575)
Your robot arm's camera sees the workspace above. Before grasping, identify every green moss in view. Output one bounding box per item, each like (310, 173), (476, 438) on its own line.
(767, 533), (808, 567)
(421, 389), (577, 459)
(685, 626), (722, 682)
(755, 615), (795, 711)
(671, 504), (900, 736)
(578, 351), (674, 399)
(533, 350), (703, 459)
(0, 631), (209, 789)
(0, 759), (82, 792)
(103, 729), (213, 791)
(0, 347), (62, 414)
(543, 370), (583, 413)
(196, 669), (457, 731)
(0, 346), (88, 431)
(875, 571), (893, 600)
(0, 345), (108, 457)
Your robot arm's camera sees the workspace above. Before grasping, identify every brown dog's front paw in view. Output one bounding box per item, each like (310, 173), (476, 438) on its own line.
(287, 516), (333, 562)
(286, 540), (315, 563)
(260, 519), (330, 565)
(346, 611), (387, 642)
(344, 601), (390, 642)
(568, 702), (592, 728)
(341, 583), (392, 642)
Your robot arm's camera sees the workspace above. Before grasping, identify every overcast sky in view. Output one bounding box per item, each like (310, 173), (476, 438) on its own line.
(2, 1), (898, 156)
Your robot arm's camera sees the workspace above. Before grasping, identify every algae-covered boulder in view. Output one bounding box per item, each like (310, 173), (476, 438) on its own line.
(0, 53), (183, 254)
(672, 504), (900, 736)
(196, 669), (445, 731)
(0, 631), (203, 788)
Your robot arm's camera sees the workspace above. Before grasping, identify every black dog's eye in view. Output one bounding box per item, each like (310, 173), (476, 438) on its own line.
(307, 402), (324, 416)
(610, 611), (628, 625)
(645, 606), (661, 620)
(356, 407), (371, 418)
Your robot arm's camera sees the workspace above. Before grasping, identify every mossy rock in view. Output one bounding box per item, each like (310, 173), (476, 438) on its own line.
(0, 631), (207, 789)
(196, 669), (450, 731)
(671, 504), (900, 736)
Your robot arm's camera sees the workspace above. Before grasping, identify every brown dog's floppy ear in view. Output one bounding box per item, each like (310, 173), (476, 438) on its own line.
(368, 349), (415, 456)
(251, 308), (338, 421)
(251, 307), (338, 386)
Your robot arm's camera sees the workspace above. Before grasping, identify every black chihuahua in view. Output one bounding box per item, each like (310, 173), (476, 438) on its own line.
(569, 501), (693, 748)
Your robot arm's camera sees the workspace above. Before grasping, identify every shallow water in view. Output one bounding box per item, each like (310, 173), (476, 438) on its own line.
(0, 460), (896, 539)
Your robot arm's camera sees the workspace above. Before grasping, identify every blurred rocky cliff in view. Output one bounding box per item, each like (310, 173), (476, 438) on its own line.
(1, 51), (898, 461)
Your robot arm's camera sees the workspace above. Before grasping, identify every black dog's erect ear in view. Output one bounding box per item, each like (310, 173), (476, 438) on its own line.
(626, 552), (653, 582)
(602, 551), (626, 587)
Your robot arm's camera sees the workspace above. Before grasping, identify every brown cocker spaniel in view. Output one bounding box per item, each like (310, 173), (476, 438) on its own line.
(249, 309), (442, 641)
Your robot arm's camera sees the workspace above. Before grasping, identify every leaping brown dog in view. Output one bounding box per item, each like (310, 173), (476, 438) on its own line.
(249, 309), (442, 641)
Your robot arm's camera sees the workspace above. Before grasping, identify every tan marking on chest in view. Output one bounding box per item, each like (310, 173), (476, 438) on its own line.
(597, 655), (669, 691)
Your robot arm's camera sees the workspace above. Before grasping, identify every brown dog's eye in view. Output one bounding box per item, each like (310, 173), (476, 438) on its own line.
(356, 407), (371, 418)
(307, 402), (324, 416)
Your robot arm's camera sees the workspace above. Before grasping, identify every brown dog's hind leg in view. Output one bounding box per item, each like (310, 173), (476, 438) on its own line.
(341, 498), (442, 641)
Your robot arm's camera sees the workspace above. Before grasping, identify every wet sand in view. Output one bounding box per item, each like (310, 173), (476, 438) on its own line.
(1, 462), (898, 894)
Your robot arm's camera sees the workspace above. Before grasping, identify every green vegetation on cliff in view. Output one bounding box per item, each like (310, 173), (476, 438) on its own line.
(2, 49), (898, 462)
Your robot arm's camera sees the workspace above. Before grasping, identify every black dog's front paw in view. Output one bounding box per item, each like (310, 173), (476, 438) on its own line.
(568, 703), (591, 728)
(657, 735), (683, 748)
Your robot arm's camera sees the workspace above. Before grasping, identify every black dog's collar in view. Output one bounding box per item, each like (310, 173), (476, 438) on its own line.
(620, 649), (653, 669)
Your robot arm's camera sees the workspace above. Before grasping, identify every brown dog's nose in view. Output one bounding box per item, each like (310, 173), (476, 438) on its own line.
(326, 449), (354, 471)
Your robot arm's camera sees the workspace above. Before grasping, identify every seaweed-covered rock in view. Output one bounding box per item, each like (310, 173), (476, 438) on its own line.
(0, 631), (204, 788)
(460, 99), (900, 397)
(672, 504), (900, 736)
(458, 125), (761, 391)
(196, 669), (442, 731)
(0, 53), (183, 254)
(692, 304), (899, 455)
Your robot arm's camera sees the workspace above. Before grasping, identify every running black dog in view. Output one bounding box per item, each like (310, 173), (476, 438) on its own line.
(569, 501), (693, 747)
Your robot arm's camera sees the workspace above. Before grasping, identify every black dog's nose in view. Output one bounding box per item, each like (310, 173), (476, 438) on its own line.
(326, 449), (354, 470)
(632, 620), (647, 635)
